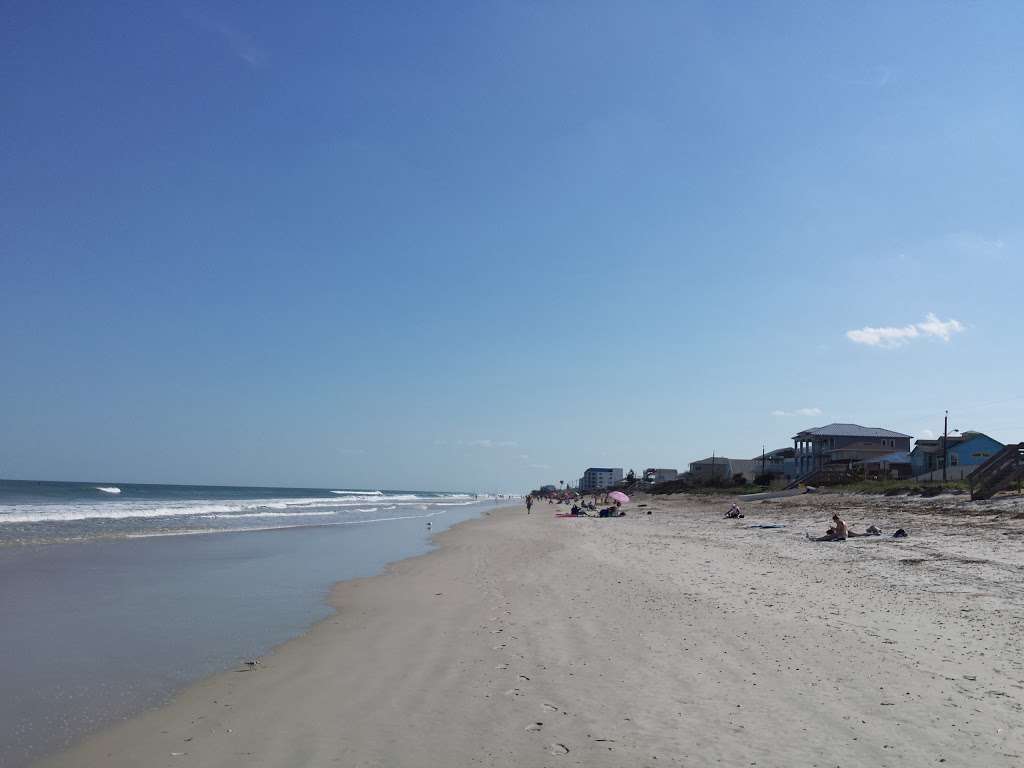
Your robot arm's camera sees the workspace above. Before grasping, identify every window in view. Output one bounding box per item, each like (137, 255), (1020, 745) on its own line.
(950, 454), (959, 466)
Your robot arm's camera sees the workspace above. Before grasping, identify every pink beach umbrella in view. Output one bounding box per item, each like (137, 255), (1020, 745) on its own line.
(608, 491), (630, 504)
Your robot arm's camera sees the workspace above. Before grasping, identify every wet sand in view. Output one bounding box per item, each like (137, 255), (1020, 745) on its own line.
(39, 493), (1024, 767)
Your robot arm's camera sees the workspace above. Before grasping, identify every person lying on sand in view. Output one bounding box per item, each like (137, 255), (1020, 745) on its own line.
(724, 504), (744, 519)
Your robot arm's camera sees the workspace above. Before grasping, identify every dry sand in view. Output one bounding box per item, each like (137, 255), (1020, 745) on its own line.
(38, 492), (1024, 767)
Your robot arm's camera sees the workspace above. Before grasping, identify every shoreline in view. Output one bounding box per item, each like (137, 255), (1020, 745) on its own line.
(2, 499), (501, 768)
(32, 503), (519, 768)
(37, 493), (1024, 767)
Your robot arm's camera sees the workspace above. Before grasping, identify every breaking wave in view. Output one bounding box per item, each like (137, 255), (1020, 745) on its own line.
(0, 492), (477, 525)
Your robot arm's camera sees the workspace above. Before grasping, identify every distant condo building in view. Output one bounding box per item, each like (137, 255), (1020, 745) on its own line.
(579, 467), (623, 492)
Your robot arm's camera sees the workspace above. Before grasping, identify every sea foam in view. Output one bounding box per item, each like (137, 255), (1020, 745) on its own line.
(0, 492), (471, 525)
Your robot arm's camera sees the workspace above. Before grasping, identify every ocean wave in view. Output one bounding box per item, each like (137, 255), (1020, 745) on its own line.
(196, 510), (339, 519)
(331, 490), (383, 496)
(96, 487), (122, 494)
(0, 493), (480, 524)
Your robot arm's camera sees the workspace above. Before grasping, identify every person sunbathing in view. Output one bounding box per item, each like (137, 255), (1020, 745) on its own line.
(808, 514), (849, 541)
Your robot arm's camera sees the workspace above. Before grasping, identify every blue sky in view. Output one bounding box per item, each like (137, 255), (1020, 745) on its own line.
(3, 2), (1023, 491)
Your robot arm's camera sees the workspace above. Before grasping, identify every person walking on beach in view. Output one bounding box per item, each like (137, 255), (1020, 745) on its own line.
(526, 495), (533, 514)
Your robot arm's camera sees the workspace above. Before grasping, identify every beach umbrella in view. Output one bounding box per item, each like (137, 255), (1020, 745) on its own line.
(608, 491), (630, 504)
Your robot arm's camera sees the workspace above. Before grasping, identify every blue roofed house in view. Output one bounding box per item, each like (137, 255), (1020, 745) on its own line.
(911, 431), (1004, 480)
(792, 423), (912, 477)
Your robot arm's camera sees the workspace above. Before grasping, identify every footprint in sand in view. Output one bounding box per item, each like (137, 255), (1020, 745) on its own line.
(505, 688), (522, 697)
(541, 703), (559, 712)
(525, 722), (543, 732)
(547, 743), (570, 755)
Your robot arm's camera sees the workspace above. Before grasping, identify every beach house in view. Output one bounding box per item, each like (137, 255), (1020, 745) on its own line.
(688, 457), (759, 484)
(748, 447), (797, 481)
(792, 423), (912, 477)
(579, 467), (623, 492)
(910, 431), (1004, 479)
(643, 468), (678, 483)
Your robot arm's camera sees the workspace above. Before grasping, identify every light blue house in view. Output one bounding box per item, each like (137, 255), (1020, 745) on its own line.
(911, 431), (1003, 477)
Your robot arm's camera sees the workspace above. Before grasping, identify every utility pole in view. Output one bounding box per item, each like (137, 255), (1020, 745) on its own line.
(942, 410), (948, 483)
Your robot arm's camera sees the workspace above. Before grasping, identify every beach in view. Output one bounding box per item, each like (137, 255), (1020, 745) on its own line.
(38, 492), (1024, 767)
(0, 483), (503, 767)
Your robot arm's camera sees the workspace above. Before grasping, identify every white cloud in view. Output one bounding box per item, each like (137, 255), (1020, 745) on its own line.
(946, 231), (1005, 257)
(846, 322), (920, 348)
(919, 429), (935, 440)
(846, 313), (965, 348)
(771, 407), (822, 417)
(186, 11), (266, 67)
(916, 313), (965, 342)
(461, 439), (518, 449)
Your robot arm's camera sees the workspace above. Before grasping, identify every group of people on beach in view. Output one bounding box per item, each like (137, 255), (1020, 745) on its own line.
(722, 503), (906, 541)
(524, 493), (622, 518)
(805, 514), (902, 540)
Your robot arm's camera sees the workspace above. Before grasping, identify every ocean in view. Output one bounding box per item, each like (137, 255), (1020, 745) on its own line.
(0, 479), (507, 767)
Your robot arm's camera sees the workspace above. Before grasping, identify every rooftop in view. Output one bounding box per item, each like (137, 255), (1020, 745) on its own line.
(750, 447), (795, 460)
(914, 431), (994, 452)
(792, 423), (912, 439)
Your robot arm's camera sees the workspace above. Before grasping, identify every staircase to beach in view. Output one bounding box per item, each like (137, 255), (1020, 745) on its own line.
(970, 443), (1024, 500)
